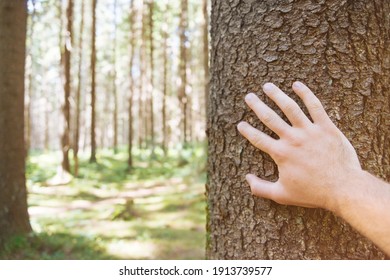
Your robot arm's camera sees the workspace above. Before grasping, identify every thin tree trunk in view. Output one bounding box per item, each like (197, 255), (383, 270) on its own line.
(60, 0), (73, 173)
(90, 0), (97, 163)
(178, 0), (189, 145)
(148, 0), (155, 155)
(112, 0), (118, 154)
(0, 0), (32, 245)
(74, 0), (85, 176)
(138, 0), (147, 150)
(128, 0), (136, 169)
(161, 3), (169, 155)
(44, 101), (50, 151)
(207, 0), (389, 259)
(202, 0), (210, 118)
(25, 0), (37, 156)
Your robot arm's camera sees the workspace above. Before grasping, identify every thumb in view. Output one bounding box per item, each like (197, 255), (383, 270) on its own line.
(245, 173), (277, 200)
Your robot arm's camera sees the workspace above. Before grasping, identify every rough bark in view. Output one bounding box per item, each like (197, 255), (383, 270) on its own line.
(90, 0), (97, 163)
(0, 0), (32, 245)
(207, 0), (389, 259)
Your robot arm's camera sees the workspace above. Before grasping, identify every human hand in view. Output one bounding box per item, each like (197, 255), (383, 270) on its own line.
(237, 82), (362, 211)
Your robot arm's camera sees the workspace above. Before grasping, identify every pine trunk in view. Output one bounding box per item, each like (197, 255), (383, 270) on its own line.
(0, 0), (32, 245)
(74, 0), (85, 176)
(207, 0), (389, 259)
(90, 0), (97, 163)
(148, 0), (155, 154)
(202, 0), (210, 116)
(61, 0), (73, 173)
(162, 3), (169, 155)
(178, 0), (188, 145)
(112, 0), (118, 154)
(128, 0), (136, 169)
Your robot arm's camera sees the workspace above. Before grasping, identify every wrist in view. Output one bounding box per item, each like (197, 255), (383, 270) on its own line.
(324, 168), (367, 215)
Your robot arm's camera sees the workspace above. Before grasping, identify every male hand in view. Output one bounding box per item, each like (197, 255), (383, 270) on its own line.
(237, 82), (362, 211)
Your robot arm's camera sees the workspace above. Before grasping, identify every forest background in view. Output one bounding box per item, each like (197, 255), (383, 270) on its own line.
(1, 0), (209, 259)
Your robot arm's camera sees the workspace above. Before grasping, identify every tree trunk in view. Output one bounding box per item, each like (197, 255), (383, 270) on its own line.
(128, 0), (136, 169)
(90, 0), (97, 163)
(0, 0), (32, 245)
(148, 0), (155, 155)
(207, 0), (389, 259)
(25, 0), (37, 156)
(161, 3), (169, 155)
(178, 0), (188, 145)
(112, 0), (118, 154)
(74, 0), (85, 177)
(60, 0), (73, 173)
(138, 0), (146, 150)
(202, 0), (210, 117)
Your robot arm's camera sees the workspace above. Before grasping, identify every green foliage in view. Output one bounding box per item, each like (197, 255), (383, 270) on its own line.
(11, 147), (207, 260)
(1, 232), (111, 260)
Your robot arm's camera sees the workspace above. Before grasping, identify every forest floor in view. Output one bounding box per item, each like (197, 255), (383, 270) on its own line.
(1, 146), (206, 260)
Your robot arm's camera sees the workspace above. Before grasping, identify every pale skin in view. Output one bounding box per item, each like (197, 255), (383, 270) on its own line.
(237, 81), (390, 256)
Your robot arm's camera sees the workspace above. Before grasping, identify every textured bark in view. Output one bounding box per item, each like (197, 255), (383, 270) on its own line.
(90, 0), (97, 163)
(207, 0), (389, 259)
(60, 0), (73, 173)
(0, 0), (32, 244)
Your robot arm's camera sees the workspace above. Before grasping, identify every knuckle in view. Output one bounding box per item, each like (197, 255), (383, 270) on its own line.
(308, 100), (323, 112)
(261, 113), (274, 125)
(270, 144), (285, 161)
(252, 135), (264, 148)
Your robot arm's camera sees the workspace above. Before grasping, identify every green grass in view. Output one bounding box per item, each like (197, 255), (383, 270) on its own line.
(1, 145), (207, 260)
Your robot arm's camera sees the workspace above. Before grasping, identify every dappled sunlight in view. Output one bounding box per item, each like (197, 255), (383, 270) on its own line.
(23, 149), (207, 259)
(106, 240), (157, 260)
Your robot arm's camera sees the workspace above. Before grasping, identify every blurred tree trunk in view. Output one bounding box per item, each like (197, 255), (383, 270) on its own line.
(202, 0), (210, 116)
(178, 0), (188, 145)
(25, 0), (37, 155)
(128, 0), (136, 169)
(161, 3), (169, 155)
(90, 0), (97, 163)
(207, 0), (389, 259)
(60, 0), (73, 173)
(74, 0), (85, 176)
(148, 0), (155, 155)
(0, 0), (32, 245)
(112, 0), (118, 154)
(138, 0), (146, 150)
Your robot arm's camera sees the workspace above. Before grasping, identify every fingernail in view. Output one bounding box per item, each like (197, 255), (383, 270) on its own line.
(237, 121), (247, 130)
(293, 81), (303, 88)
(245, 93), (256, 102)
(263, 82), (273, 91)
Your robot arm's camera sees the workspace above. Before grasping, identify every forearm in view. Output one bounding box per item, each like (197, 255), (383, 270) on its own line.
(331, 170), (390, 255)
